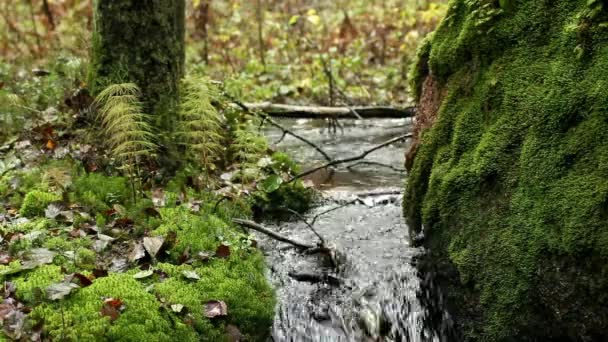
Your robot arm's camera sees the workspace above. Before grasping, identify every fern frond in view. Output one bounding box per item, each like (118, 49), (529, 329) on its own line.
(94, 83), (157, 200)
(95, 83), (157, 165)
(177, 76), (225, 186)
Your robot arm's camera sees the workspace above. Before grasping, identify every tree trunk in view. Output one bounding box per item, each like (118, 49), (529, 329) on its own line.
(88, 0), (185, 129)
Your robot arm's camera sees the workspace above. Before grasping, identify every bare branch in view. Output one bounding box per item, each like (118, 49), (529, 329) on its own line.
(288, 133), (412, 183)
(232, 218), (315, 250)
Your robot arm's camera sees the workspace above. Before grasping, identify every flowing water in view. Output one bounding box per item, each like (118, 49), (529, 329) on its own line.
(260, 119), (451, 342)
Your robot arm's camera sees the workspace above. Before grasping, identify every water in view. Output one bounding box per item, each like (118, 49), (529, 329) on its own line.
(259, 119), (449, 341)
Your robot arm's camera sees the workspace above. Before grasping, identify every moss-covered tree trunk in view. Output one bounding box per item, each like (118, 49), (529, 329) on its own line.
(89, 0), (185, 130)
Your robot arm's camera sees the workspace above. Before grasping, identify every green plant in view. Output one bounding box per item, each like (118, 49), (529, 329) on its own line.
(94, 83), (157, 201)
(19, 190), (61, 218)
(176, 77), (224, 187)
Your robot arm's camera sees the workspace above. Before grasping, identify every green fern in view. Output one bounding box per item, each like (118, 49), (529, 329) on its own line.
(94, 83), (156, 199)
(231, 120), (268, 185)
(176, 77), (224, 187)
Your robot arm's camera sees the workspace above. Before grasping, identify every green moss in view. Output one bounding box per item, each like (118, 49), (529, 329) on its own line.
(405, 0), (608, 340)
(153, 207), (232, 261)
(19, 191), (61, 218)
(71, 172), (130, 212)
(155, 258), (275, 340)
(30, 273), (196, 341)
(14, 265), (64, 303)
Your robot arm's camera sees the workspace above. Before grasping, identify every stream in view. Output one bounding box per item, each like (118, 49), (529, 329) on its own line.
(259, 119), (453, 341)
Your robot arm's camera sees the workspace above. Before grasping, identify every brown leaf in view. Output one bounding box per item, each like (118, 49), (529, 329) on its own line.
(45, 139), (57, 151)
(203, 300), (228, 318)
(214, 244), (231, 259)
(92, 268), (108, 279)
(101, 304), (120, 321)
(71, 273), (93, 287)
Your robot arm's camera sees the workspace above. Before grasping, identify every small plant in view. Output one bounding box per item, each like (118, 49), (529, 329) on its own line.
(20, 190), (61, 218)
(94, 83), (157, 201)
(176, 77), (224, 188)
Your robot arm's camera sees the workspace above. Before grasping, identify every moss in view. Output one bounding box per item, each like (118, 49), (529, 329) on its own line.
(405, 0), (608, 340)
(13, 265), (64, 303)
(156, 258), (275, 340)
(152, 207), (232, 261)
(30, 273), (197, 341)
(19, 190), (61, 218)
(71, 172), (131, 212)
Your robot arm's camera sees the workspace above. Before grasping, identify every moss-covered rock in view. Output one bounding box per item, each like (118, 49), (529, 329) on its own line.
(405, 0), (608, 340)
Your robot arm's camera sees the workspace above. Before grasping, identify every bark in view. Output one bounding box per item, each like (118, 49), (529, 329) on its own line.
(89, 0), (185, 129)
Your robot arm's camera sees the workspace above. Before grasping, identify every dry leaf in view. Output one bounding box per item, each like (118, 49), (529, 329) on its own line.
(128, 241), (146, 262)
(214, 244), (231, 258)
(101, 298), (124, 321)
(182, 270), (200, 281)
(204, 300), (228, 318)
(143, 237), (164, 258)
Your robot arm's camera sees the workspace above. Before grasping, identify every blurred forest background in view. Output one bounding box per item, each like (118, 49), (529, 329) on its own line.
(0, 0), (446, 108)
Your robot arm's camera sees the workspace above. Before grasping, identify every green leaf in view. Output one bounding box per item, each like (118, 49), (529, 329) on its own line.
(288, 15), (300, 26)
(261, 175), (283, 193)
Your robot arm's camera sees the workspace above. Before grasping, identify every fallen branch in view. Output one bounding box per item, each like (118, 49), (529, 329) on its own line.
(289, 133), (413, 183)
(232, 218), (315, 249)
(346, 161), (406, 173)
(242, 102), (415, 119)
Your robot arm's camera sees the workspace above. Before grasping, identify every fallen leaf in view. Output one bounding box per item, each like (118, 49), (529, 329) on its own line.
(152, 188), (166, 207)
(171, 304), (184, 313)
(204, 300), (228, 318)
(0, 253), (12, 265)
(128, 242), (146, 263)
(133, 270), (153, 279)
(46, 282), (80, 300)
(22, 248), (56, 268)
(214, 244), (231, 258)
(71, 273), (93, 287)
(196, 252), (211, 262)
(182, 270), (200, 281)
(45, 140), (57, 151)
(143, 237), (164, 258)
(101, 298), (124, 321)
(44, 203), (62, 219)
(109, 258), (128, 273)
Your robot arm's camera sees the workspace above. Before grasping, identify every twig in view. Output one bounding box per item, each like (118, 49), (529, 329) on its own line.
(288, 133), (412, 182)
(232, 219), (314, 249)
(346, 161), (406, 173)
(310, 199), (360, 226)
(282, 208), (325, 245)
(274, 131), (287, 145)
(229, 99), (333, 162)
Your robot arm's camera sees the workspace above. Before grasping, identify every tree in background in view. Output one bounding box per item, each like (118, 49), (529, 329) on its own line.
(88, 0), (186, 132)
